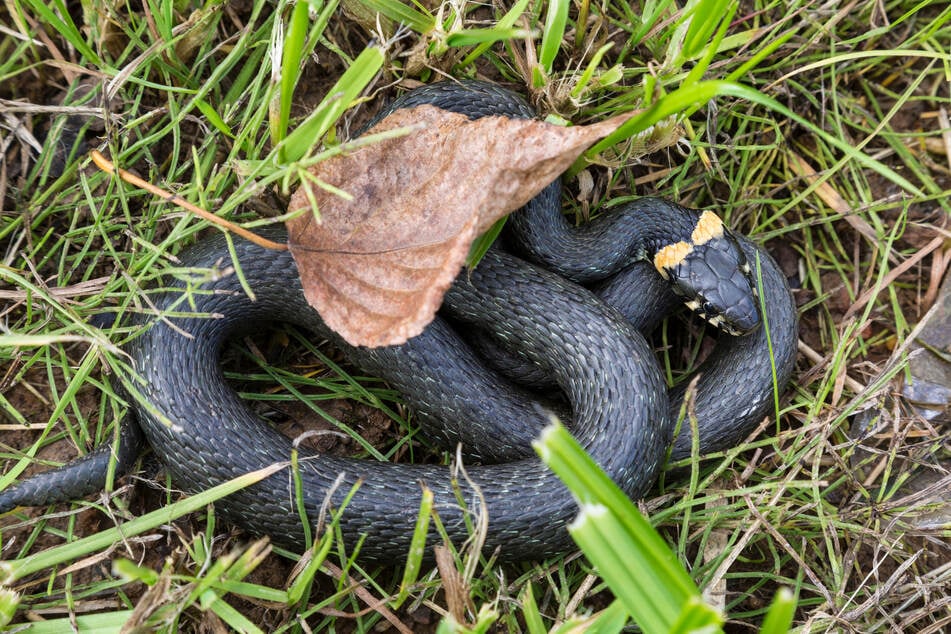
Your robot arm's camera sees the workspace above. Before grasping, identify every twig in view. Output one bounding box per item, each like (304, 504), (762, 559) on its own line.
(90, 150), (287, 251)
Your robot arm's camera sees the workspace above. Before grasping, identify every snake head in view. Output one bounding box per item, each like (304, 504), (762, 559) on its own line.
(653, 211), (761, 336)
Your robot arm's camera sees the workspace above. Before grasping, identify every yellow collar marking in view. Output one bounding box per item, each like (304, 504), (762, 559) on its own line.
(653, 241), (693, 276)
(690, 210), (724, 245)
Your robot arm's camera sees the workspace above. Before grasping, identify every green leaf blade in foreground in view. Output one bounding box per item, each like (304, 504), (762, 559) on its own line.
(535, 422), (723, 634)
(569, 504), (677, 632)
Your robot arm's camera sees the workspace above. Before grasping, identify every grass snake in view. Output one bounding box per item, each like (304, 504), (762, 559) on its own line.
(0, 81), (798, 563)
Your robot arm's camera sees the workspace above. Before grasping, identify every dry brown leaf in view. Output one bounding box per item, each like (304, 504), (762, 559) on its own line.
(287, 104), (632, 347)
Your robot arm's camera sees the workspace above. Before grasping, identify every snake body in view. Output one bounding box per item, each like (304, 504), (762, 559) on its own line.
(0, 82), (798, 562)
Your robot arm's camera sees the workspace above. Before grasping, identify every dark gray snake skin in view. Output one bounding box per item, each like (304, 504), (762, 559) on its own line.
(0, 82), (798, 562)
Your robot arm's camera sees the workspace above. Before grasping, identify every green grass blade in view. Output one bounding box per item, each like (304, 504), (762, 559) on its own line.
(273, 0), (315, 153)
(584, 600), (628, 633)
(445, 27), (530, 48)
(571, 43), (616, 98)
(195, 97), (235, 138)
(357, 0), (434, 33)
(759, 587), (796, 634)
(537, 0), (570, 80)
(520, 582), (546, 634)
(392, 487), (433, 608)
(567, 504), (690, 634)
(680, 0), (734, 61)
(668, 595), (724, 633)
(466, 217), (506, 268)
(19, 0), (101, 64)
(681, 0), (737, 86)
(280, 45), (385, 163)
(586, 79), (926, 200)
(286, 532), (335, 604)
(627, 0), (676, 50)
(207, 595), (264, 634)
(457, 0), (531, 67)
(0, 609), (134, 632)
(0, 463), (286, 584)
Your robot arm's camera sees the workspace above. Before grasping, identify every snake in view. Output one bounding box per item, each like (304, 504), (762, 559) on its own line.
(0, 81), (798, 562)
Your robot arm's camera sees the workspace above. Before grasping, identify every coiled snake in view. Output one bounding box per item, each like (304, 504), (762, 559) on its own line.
(0, 81), (797, 562)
